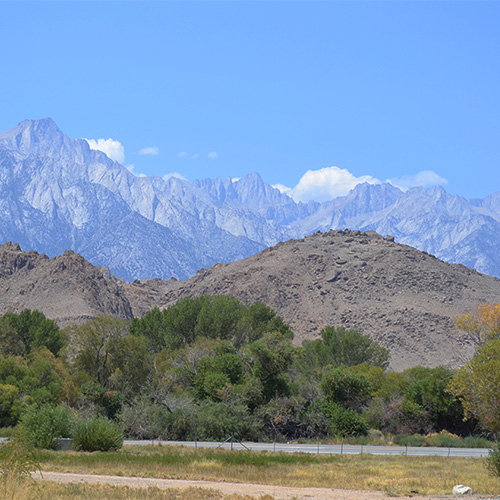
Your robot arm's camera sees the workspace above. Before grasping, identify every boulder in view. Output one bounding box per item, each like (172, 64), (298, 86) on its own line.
(452, 485), (473, 495)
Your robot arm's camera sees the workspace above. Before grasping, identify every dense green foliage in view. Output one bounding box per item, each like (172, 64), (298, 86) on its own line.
(0, 300), (484, 445)
(72, 416), (124, 452)
(21, 404), (75, 449)
(0, 309), (62, 357)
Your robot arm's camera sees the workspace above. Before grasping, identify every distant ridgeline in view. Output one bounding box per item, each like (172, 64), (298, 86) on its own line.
(1, 118), (500, 281)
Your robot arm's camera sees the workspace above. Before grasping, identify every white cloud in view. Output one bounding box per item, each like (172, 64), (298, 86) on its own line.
(139, 146), (160, 156)
(163, 172), (188, 182)
(208, 151), (219, 160)
(272, 183), (293, 196)
(191, 154), (199, 160)
(288, 166), (380, 203)
(85, 138), (125, 163)
(125, 164), (136, 173)
(388, 170), (448, 191)
(177, 152), (188, 158)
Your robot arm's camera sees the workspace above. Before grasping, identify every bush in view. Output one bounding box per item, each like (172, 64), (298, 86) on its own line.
(195, 401), (262, 442)
(486, 442), (500, 477)
(424, 430), (463, 448)
(20, 404), (75, 449)
(393, 433), (426, 447)
(72, 416), (123, 452)
(321, 401), (368, 437)
(463, 435), (494, 448)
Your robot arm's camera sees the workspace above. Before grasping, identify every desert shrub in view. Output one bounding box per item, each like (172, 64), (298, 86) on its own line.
(195, 401), (262, 442)
(486, 442), (500, 477)
(0, 427), (16, 438)
(20, 404), (76, 449)
(121, 398), (171, 440)
(72, 416), (123, 452)
(393, 433), (426, 447)
(463, 435), (494, 448)
(259, 396), (310, 440)
(424, 430), (463, 448)
(122, 397), (197, 441)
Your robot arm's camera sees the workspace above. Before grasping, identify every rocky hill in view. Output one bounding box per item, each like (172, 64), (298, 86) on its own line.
(0, 241), (132, 326)
(124, 229), (500, 370)
(2, 231), (500, 369)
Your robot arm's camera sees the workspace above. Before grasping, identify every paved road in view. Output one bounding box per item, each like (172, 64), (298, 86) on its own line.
(123, 439), (491, 458)
(0, 436), (490, 457)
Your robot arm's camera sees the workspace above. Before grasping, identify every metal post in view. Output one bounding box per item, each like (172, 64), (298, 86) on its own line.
(361, 444), (363, 455)
(448, 447), (450, 457)
(341, 438), (344, 455)
(231, 433), (234, 451)
(317, 437), (320, 455)
(405, 445), (408, 456)
(273, 433), (276, 452)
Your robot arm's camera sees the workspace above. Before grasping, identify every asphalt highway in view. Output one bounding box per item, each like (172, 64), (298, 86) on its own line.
(123, 439), (491, 458)
(0, 436), (489, 457)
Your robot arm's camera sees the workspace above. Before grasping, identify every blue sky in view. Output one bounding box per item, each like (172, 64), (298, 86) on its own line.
(1, 1), (499, 201)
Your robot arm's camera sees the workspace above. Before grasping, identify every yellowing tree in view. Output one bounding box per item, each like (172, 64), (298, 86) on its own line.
(455, 303), (500, 347)
(449, 338), (500, 433)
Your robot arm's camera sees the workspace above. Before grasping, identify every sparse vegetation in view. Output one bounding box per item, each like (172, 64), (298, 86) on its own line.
(22, 445), (500, 496)
(0, 434), (40, 500)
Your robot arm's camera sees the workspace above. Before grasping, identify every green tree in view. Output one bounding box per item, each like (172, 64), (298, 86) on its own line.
(130, 307), (166, 352)
(132, 296), (293, 352)
(67, 316), (129, 387)
(449, 338), (500, 433)
(1, 310), (62, 356)
(194, 296), (242, 340)
(320, 365), (374, 411)
(298, 326), (389, 377)
(236, 302), (293, 345)
(245, 332), (295, 402)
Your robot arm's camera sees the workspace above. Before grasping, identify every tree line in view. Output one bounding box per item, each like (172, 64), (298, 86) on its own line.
(0, 297), (497, 443)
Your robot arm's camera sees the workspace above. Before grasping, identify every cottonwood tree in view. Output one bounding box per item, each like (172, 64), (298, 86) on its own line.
(449, 338), (500, 433)
(455, 303), (500, 347)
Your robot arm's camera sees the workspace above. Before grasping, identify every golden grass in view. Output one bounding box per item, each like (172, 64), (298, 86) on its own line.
(30, 445), (500, 496)
(0, 475), (38, 500)
(28, 482), (274, 500)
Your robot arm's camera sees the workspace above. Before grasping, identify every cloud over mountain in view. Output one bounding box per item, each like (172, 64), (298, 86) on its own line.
(85, 138), (125, 163)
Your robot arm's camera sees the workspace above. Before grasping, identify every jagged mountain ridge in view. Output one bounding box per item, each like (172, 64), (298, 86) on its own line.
(0, 119), (265, 280)
(1, 117), (500, 281)
(0, 241), (132, 326)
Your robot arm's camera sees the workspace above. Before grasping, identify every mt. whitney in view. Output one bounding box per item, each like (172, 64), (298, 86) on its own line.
(0, 118), (499, 281)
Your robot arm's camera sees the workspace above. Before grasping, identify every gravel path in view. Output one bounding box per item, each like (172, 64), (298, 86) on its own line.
(33, 471), (466, 500)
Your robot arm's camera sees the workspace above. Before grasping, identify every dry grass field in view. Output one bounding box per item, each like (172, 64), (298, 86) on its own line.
(22, 445), (500, 496)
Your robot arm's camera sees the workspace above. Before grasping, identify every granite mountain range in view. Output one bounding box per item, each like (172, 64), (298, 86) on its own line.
(1, 118), (499, 282)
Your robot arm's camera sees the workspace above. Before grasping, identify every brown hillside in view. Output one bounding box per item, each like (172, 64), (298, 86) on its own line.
(123, 230), (500, 370)
(2, 231), (500, 370)
(0, 242), (132, 326)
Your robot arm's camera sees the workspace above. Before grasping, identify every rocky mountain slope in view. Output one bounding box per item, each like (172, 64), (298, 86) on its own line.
(0, 241), (132, 326)
(124, 229), (500, 370)
(1, 118), (500, 281)
(2, 231), (500, 369)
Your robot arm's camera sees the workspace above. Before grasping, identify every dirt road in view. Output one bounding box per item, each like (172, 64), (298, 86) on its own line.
(32, 471), (468, 500)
